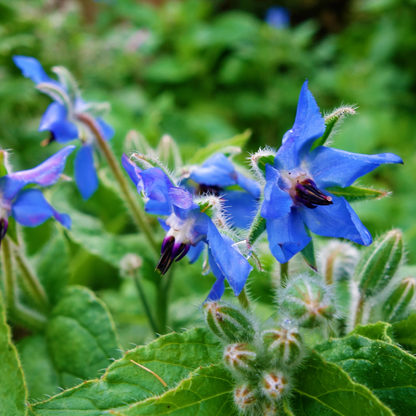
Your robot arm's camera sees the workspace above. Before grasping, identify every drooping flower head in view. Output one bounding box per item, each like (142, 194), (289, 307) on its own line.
(181, 153), (261, 229)
(122, 155), (253, 300)
(261, 81), (402, 263)
(13, 56), (114, 200)
(0, 146), (75, 240)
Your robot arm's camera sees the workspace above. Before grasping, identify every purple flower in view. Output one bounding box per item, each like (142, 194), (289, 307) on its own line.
(0, 146), (75, 240)
(265, 6), (290, 29)
(122, 155), (253, 300)
(13, 56), (114, 200)
(261, 81), (402, 263)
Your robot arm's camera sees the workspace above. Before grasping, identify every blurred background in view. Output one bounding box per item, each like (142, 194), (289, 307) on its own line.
(1, 0), (415, 346)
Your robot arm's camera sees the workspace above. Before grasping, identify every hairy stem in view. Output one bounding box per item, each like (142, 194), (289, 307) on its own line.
(354, 294), (365, 328)
(77, 113), (158, 256)
(280, 261), (289, 287)
(156, 267), (175, 334)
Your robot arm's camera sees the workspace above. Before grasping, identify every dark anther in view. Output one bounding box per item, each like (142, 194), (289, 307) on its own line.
(197, 184), (223, 196)
(156, 237), (190, 275)
(295, 179), (333, 209)
(0, 218), (7, 244)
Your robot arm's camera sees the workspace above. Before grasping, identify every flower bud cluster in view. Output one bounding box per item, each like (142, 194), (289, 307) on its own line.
(203, 301), (306, 415)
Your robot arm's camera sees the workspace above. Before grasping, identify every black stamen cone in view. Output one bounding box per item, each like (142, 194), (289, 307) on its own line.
(156, 237), (176, 275)
(0, 218), (7, 245)
(296, 179), (333, 209)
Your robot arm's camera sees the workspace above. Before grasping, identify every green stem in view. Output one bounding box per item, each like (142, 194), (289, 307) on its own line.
(156, 267), (175, 334)
(354, 294), (365, 328)
(133, 271), (158, 335)
(237, 287), (251, 311)
(77, 113), (159, 257)
(280, 261), (289, 287)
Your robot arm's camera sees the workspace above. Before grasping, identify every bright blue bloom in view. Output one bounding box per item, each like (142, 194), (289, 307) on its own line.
(261, 81), (403, 263)
(265, 6), (290, 29)
(0, 146), (75, 240)
(13, 55), (114, 200)
(184, 153), (261, 229)
(122, 155), (253, 300)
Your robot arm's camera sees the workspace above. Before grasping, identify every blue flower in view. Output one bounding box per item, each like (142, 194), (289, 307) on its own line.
(183, 153), (261, 229)
(122, 156), (253, 300)
(265, 6), (290, 29)
(13, 55), (114, 200)
(0, 146), (75, 240)
(261, 81), (403, 263)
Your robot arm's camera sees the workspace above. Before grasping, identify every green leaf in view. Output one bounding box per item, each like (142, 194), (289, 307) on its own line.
(292, 352), (394, 416)
(392, 314), (416, 353)
(247, 211), (266, 247)
(300, 229), (317, 271)
(326, 185), (389, 202)
(187, 129), (251, 165)
(0, 293), (27, 416)
(111, 365), (236, 416)
(29, 328), (221, 416)
(351, 322), (394, 343)
(46, 286), (122, 389)
(315, 332), (416, 416)
(257, 154), (275, 175)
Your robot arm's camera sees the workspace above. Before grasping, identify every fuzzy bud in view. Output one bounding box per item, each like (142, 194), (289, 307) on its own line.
(260, 400), (279, 416)
(382, 277), (416, 322)
(119, 253), (143, 277)
(281, 276), (336, 328)
(261, 323), (303, 367)
(356, 229), (403, 298)
(260, 370), (291, 401)
(233, 384), (257, 412)
(223, 343), (257, 373)
(203, 301), (256, 343)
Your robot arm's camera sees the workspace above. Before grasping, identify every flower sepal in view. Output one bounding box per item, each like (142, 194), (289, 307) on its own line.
(36, 82), (73, 115)
(325, 185), (390, 203)
(51, 66), (80, 103)
(249, 147), (276, 182)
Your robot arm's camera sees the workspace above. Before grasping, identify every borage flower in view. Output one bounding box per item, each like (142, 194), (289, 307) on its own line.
(182, 153), (261, 229)
(261, 81), (402, 263)
(122, 155), (253, 300)
(0, 146), (75, 240)
(13, 56), (114, 200)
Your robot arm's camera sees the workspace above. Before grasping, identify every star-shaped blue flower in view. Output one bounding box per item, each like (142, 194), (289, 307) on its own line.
(0, 146), (75, 240)
(122, 155), (253, 300)
(13, 55), (115, 200)
(184, 153), (261, 229)
(261, 81), (403, 263)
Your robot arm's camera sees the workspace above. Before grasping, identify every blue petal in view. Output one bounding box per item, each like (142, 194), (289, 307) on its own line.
(235, 172), (261, 198)
(74, 145), (98, 200)
(96, 118), (115, 141)
(300, 195), (372, 246)
(265, 6), (290, 29)
(188, 242), (205, 264)
(122, 154), (142, 189)
(157, 218), (170, 232)
(169, 187), (194, 209)
(223, 191), (258, 229)
(140, 168), (174, 203)
(261, 165), (292, 220)
(266, 208), (311, 263)
(13, 56), (59, 86)
(12, 189), (71, 229)
(207, 220), (252, 296)
(275, 81), (325, 171)
(308, 146), (403, 189)
(39, 102), (79, 143)
(0, 146), (75, 201)
(145, 199), (172, 216)
(206, 248), (226, 301)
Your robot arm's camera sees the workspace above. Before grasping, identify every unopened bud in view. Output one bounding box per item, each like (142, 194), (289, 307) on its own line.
(125, 130), (151, 155)
(260, 370), (291, 400)
(203, 301), (255, 343)
(261, 323), (303, 366)
(223, 343), (257, 373)
(233, 384), (257, 412)
(281, 276), (336, 328)
(356, 229), (403, 298)
(0, 149), (10, 177)
(382, 277), (416, 322)
(120, 253), (143, 277)
(157, 134), (182, 171)
(260, 400), (279, 416)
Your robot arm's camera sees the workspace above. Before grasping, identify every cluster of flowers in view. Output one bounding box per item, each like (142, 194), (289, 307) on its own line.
(7, 56), (402, 302)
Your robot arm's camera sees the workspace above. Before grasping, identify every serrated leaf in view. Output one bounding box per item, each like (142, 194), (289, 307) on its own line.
(392, 314), (416, 353)
(188, 129), (251, 165)
(110, 365), (236, 416)
(326, 185), (389, 202)
(0, 293), (27, 416)
(315, 332), (416, 416)
(351, 322), (394, 343)
(29, 328), (221, 416)
(45, 286), (122, 389)
(292, 352), (394, 416)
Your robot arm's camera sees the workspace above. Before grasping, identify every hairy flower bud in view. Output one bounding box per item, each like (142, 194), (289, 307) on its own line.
(382, 277), (416, 322)
(223, 343), (257, 373)
(119, 253), (142, 277)
(233, 384), (257, 412)
(260, 400), (279, 416)
(260, 370), (291, 401)
(203, 301), (256, 343)
(261, 323), (303, 367)
(355, 229), (403, 298)
(281, 276), (336, 328)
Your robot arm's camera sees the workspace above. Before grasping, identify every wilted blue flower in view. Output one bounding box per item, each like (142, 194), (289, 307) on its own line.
(261, 81), (402, 263)
(122, 155), (253, 300)
(13, 56), (114, 200)
(265, 6), (290, 29)
(0, 146), (75, 240)
(183, 153), (261, 229)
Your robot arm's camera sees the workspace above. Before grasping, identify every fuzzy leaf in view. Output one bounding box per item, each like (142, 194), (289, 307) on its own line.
(29, 328), (221, 416)
(351, 322), (394, 343)
(247, 211), (266, 247)
(315, 332), (416, 416)
(326, 185), (389, 202)
(0, 293), (27, 416)
(392, 314), (416, 353)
